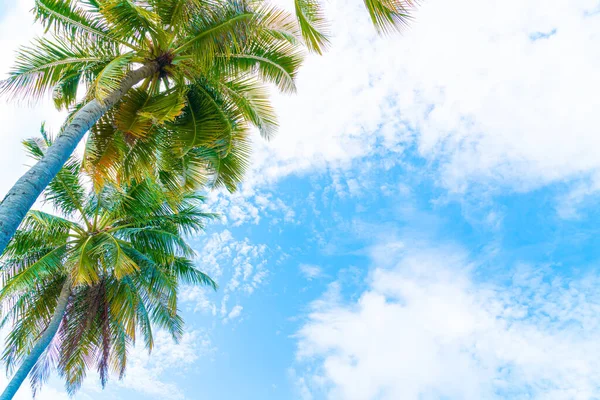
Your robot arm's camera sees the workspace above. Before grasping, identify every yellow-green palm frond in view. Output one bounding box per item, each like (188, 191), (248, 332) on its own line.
(173, 1), (256, 66)
(216, 36), (304, 94)
(363, 0), (416, 34)
(97, 0), (161, 47)
(253, 4), (302, 45)
(294, 0), (330, 54)
(32, 0), (128, 48)
(115, 89), (156, 138)
(219, 77), (278, 140)
(90, 53), (136, 102)
(150, 0), (208, 34)
(84, 114), (127, 190)
(0, 36), (117, 103)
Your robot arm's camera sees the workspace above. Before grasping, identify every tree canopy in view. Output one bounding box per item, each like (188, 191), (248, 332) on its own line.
(0, 129), (216, 394)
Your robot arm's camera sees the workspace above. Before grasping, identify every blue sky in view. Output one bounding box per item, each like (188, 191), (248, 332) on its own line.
(1, 0), (600, 399)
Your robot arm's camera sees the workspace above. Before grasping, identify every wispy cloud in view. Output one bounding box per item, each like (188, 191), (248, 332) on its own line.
(116, 330), (214, 400)
(299, 264), (324, 280)
(223, 305), (244, 324)
(185, 230), (271, 321)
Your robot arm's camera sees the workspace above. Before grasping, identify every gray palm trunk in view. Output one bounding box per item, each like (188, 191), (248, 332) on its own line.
(0, 280), (71, 400)
(0, 62), (159, 257)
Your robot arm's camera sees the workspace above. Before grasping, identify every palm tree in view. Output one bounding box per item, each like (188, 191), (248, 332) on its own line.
(0, 0), (416, 257)
(0, 130), (216, 399)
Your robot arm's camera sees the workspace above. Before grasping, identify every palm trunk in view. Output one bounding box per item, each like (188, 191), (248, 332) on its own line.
(0, 280), (71, 400)
(0, 62), (159, 257)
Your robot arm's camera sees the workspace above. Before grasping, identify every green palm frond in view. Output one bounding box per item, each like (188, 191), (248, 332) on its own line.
(158, 146), (212, 193)
(363, 0), (415, 34)
(171, 257), (217, 289)
(151, 0), (207, 33)
(218, 77), (278, 139)
(2, 275), (66, 375)
(91, 53), (135, 102)
(294, 0), (329, 54)
(137, 88), (187, 124)
(0, 37), (114, 102)
(115, 89), (154, 138)
(0, 245), (67, 303)
(98, 0), (160, 46)
(32, 0), (128, 48)
(24, 129), (89, 222)
(173, 1), (255, 65)
(253, 4), (302, 45)
(208, 134), (252, 191)
(84, 114), (127, 190)
(218, 37), (304, 94)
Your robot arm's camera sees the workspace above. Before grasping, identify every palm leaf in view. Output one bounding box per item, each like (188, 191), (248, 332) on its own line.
(0, 36), (111, 102)
(91, 53), (135, 102)
(294, 0), (329, 54)
(33, 0), (131, 48)
(173, 1), (255, 66)
(218, 77), (278, 139)
(363, 0), (415, 34)
(98, 0), (160, 46)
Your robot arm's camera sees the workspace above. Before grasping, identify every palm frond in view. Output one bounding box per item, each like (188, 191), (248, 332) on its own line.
(91, 53), (135, 102)
(0, 245), (67, 303)
(0, 36), (112, 102)
(98, 0), (160, 46)
(363, 0), (415, 34)
(84, 114), (127, 190)
(171, 257), (216, 289)
(218, 77), (278, 139)
(151, 0), (206, 33)
(173, 1), (255, 66)
(294, 0), (329, 54)
(216, 37), (304, 94)
(33, 0), (131, 48)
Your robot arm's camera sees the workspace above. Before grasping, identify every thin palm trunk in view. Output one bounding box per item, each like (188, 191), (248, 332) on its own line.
(0, 62), (159, 257)
(0, 280), (71, 400)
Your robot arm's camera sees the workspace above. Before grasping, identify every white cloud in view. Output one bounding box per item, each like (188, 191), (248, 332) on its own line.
(205, 188), (297, 228)
(300, 264), (324, 280)
(180, 285), (218, 315)
(244, 0), (600, 198)
(0, 374), (73, 400)
(117, 330), (214, 400)
(295, 239), (600, 399)
(224, 305), (244, 323)
(554, 171), (600, 219)
(186, 230), (270, 320)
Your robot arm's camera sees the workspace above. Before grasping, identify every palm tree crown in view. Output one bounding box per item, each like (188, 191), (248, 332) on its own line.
(4, 0), (307, 191)
(0, 129), (216, 395)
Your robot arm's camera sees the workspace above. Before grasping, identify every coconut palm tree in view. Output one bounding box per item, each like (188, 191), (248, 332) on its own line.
(0, 0), (416, 257)
(0, 130), (216, 399)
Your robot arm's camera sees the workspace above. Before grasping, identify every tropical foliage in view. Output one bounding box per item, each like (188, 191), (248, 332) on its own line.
(0, 130), (216, 395)
(1, 0), (416, 193)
